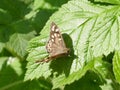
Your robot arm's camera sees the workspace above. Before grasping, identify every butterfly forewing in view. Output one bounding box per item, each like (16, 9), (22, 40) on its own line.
(46, 22), (68, 57)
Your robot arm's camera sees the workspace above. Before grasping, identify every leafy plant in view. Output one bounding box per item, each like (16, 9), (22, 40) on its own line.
(0, 0), (120, 90)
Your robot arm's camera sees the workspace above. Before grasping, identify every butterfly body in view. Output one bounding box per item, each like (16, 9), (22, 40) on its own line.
(36, 22), (69, 63)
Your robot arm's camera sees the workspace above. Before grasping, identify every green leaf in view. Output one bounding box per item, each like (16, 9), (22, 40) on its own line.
(33, 0), (54, 10)
(0, 0), (57, 90)
(0, 57), (52, 90)
(0, 57), (8, 70)
(64, 56), (119, 90)
(0, 26), (12, 53)
(0, 43), (4, 53)
(64, 71), (103, 90)
(92, 56), (111, 81)
(64, 70), (118, 90)
(113, 51), (120, 84)
(0, 1), (36, 56)
(0, 20), (36, 58)
(0, 0), (31, 21)
(26, 0), (69, 33)
(24, 36), (52, 80)
(0, 8), (12, 24)
(0, 79), (52, 90)
(26, 0), (120, 89)
(94, 0), (120, 4)
(0, 57), (23, 89)
(92, 54), (120, 90)
(89, 7), (120, 56)
(52, 60), (94, 89)
(5, 20), (36, 59)
(33, 0), (69, 10)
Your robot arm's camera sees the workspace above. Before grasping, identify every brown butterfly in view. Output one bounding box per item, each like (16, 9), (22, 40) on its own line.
(36, 22), (70, 63)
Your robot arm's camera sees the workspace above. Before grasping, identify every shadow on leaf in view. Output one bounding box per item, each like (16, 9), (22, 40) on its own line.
(50, 33), (77, 77)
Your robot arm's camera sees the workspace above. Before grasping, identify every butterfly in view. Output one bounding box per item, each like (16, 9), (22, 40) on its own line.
(36, 22), (70, 63)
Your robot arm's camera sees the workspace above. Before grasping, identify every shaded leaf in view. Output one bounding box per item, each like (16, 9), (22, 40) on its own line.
(5, 20), (36, 59)
(94, 0), (120, 4)
(0, 57), (52, 90)
(0, 8), (12, 24)
(113, 51), (120, 84)
(0, 57), (23, 89)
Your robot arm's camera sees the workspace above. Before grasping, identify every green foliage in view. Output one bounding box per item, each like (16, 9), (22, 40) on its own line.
(113, 51), (120, 84)
(0, 0), (120, 90)
(94, 0), (120, 4)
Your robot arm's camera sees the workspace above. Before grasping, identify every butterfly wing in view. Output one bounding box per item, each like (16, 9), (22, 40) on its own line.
(46, 22), (67, 57)
(36, 22), (70, 63)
